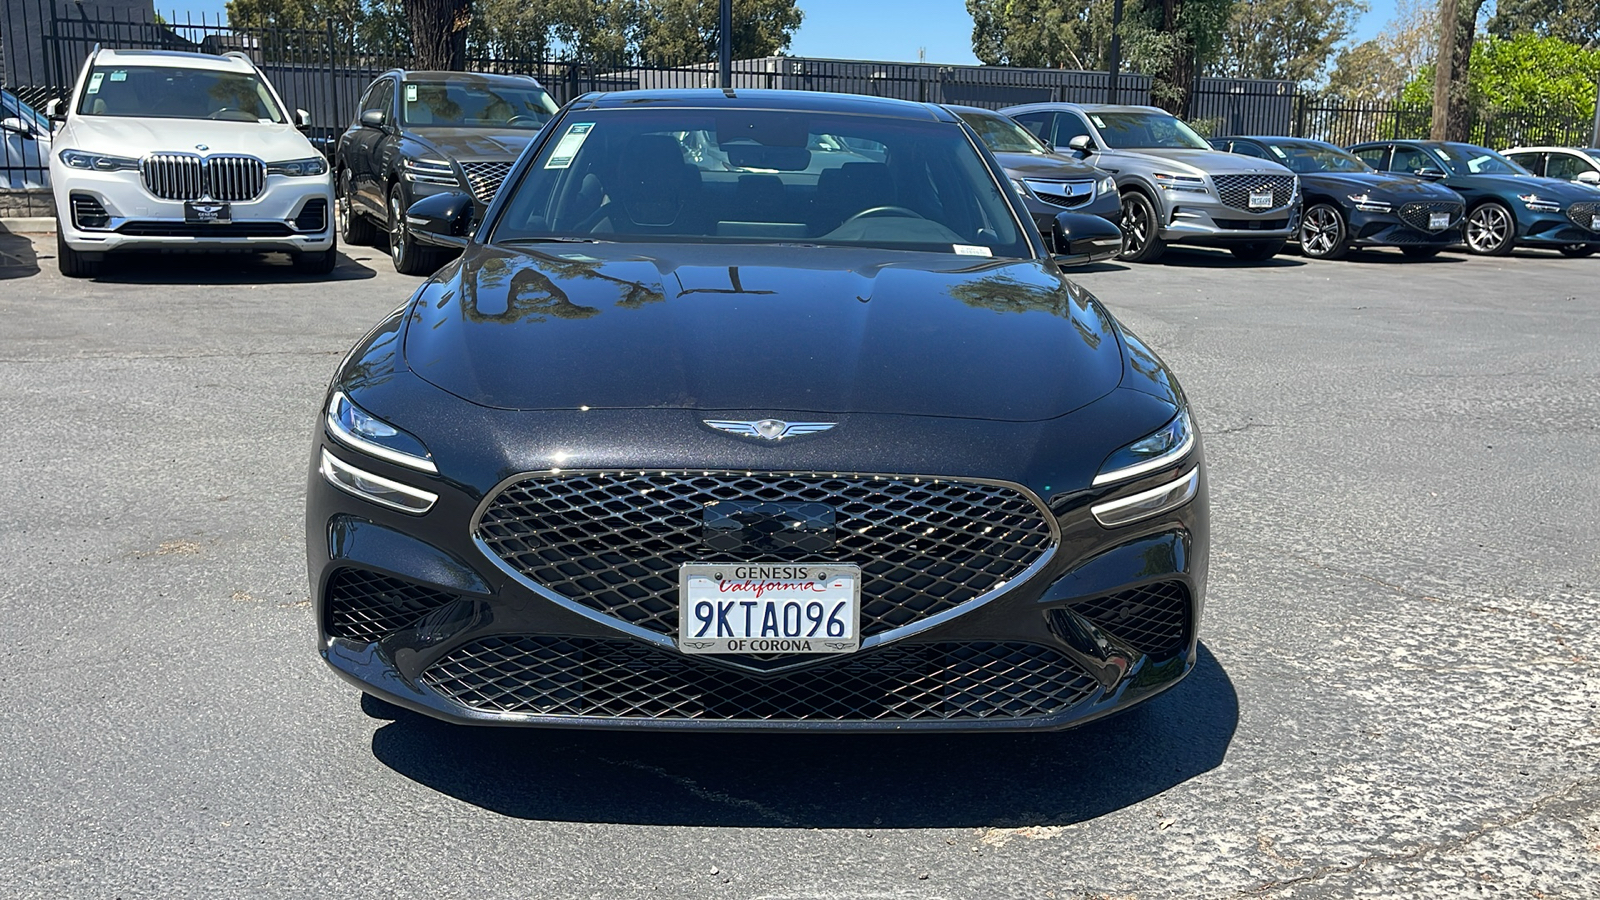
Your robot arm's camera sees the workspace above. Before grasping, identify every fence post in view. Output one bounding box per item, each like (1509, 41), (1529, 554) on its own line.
(1294, 92), (1307, 138)
(326, 18), (339, 131)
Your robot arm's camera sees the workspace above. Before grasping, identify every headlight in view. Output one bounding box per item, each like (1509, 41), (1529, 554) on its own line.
(1348, 193), (1391, 213)
(1152, 173), (1208, 194)
(1009, 178), (1034, 200)
(1091, 467), (1199, 528)
(403, 157), (460, 187)
(1098, 175), (1116, 195)
(320, 450), (437, 514)
(325, 390), (436, 473)
(1093, 408), (1194, 486)
(1517, 193), (1560, 213)
(267, 156), (329, 177)
(59, 149), (139, 171)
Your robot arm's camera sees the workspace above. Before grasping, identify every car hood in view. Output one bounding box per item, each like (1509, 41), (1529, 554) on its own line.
(403, 243), (1124, 421)
(409, 127), (539, 161)
(62, 115), (316, 160)
(1446, 172), (1593, 198)
(1109, 147), (1295, 177)
(1302, 171), (1458, 198)
(992, 151), (1104, 180)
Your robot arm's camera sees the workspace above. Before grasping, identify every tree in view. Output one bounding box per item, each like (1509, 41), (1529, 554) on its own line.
(1487, 0), (1600, 50)
(1401, 33), (1599, 139)
(1213, 0), (1364, 84)
(637, 0), (803, 63)
(1325, 39), (1405, 101)
(1431, 0), (1486, 140)
(1123, 0), (1234, 115)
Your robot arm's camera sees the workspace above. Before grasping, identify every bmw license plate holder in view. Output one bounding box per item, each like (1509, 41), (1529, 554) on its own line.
(1429, 211), (1450, 230)
(1248, 190), (1273, 209)
(184, 201), (231, 224)
(678, 563), (860, 656)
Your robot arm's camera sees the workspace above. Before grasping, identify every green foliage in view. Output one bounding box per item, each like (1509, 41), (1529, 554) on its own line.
(1488, 0), (1600, 51)
(637, 0), (803, 63)
(1325, 39), (1406, 102)
(1401, 32), (1600, 116)
(965, 0), (1114, 70)
(1212, 0), (1364, 83)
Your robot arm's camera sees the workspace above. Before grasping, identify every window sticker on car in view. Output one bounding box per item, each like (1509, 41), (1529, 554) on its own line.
(1436, 148), (1451, 160)
(953, 244), (993, 257)
(87, 73), (104, 94)
(1270, 145), (1286, 158)
(405, 84), (418, 102)
(545, 123), (594, 169)
(1090, 115), (1106, 128)
(109, 71), (127, 82)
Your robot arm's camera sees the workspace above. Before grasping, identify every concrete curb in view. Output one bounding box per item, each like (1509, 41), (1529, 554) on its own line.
(0, 217), (57, 235)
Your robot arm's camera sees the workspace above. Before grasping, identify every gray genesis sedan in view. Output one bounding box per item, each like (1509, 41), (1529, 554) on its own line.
(1004, 102), (1301, 263)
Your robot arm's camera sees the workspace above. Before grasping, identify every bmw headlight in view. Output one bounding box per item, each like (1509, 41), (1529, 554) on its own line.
(1093, 408), (1194, 486)
(1517, 193), (1560, 213)
(403, 157), (460, 187)
(1348, 193), (1391, 213)
(267, 156), (329, 177)
(59, 149), (139, 171)
(325, 390), (436, 473)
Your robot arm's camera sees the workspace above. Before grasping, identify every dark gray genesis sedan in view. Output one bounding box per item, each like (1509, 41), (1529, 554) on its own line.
(308, 89), (1208, 731)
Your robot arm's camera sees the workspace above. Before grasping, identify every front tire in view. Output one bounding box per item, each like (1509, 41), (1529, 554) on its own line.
(1298, 203), (1350, 260)
(388, 184), (439, 276)
(1229, 239), (1287, 262)
(293, 233), (339, 275)
(1118, 191), (1167, 263)
(1464, 202), (1515, 256)
(1400, 245), (1445, 259)
(56, 231), (102, 278)
(339, 170), (379, 246)
(1558, 244), (1596, 258)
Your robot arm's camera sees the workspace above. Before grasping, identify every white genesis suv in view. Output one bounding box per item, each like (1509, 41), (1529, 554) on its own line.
(48, 48), (336, 277)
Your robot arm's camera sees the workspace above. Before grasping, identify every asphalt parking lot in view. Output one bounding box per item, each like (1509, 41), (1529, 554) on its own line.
(1, 231), (1596, 899)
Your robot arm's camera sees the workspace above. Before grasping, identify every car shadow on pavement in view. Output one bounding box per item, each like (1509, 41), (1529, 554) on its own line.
(1339, 248), (1465, 264)
(55, 249), (377, 284)
(1155, 247), (1306, 269)
(0, 230), (40, 280)
(367, 643), (1237, 828)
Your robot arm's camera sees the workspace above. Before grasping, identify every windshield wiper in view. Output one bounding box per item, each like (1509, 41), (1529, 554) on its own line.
(499, 236), (611, 245)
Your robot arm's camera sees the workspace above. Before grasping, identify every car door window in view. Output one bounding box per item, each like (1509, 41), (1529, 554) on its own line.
(1010, 112), (1053, 144)
(1352, 145), (1390, 169)
(368, 79), (393, 125)
(1053, 113), (1092, 149)
(1230, 141), (1271, 160)
(353, 81), (380, 126)
(1391, 145), (1434, 175)
(1546, 153), (1594, 181)
(1504, 152), (1542, 176)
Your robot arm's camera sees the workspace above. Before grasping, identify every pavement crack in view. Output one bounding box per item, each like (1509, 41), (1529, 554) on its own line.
(595, 756), (799, 826)
(1206, 422), (1278, 437)
(1232, 777), (1599, 897)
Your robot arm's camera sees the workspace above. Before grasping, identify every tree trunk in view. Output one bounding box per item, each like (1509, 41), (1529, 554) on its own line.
(1149, 0), (1197, 118)
(1430, 0), (1480, 141)
(404, 0), (474, 70)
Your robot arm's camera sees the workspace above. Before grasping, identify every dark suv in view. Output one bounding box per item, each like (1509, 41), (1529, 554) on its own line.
(336, 70), (559, 273)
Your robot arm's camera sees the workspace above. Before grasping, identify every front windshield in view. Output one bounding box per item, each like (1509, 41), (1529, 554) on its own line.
(1266, 141), (1372, 174)
(402, 81), (559, 129)
(1090, 111), (1210, 150)
(493, 107), (1030, 258)
(75, 65), (284, 123)
(958, 111), (1048, 154)
(1434, 143), (1531, 176)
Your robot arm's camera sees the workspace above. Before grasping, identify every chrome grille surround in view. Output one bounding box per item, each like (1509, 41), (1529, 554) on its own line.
(1023, 178), (1095, 209)
(472, 470), (1060, 658)
(1397, 200), (1463, 232)
(421, 637), (1099, 722)
(460, 161), (515, 205)
(1213, 174), (1298, 212)
(1567, 201), (1600, 232)
(140, 153), (266, 202)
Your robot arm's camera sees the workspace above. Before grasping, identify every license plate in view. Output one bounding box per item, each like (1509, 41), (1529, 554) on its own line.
(678, 563), (860, 655)
(1429, 212), (1450, 230)
(1249, 190), (1273, 209)
(184, 201), (231, 224)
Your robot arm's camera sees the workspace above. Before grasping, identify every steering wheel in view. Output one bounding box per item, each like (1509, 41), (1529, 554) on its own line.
(507, 115), (541, 128)
(843, 205), (925, 223)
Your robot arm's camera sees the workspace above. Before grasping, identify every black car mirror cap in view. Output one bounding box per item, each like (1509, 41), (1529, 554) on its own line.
(407, 191), (476, 248)
(1065, 134), (1095, 154)
(1050, 211), (1123, 266)
(359, 109), (386, 130)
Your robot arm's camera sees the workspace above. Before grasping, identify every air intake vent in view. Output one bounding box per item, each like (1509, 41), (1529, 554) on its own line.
(70, 193), (111, 230)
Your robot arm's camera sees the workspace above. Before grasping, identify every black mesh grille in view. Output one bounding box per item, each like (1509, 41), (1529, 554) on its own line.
(460, 161), (515, 204)
(294, 198), (328, 232)
(325, 568), (459, 644)
(475, 471), (1056, 638)
(1568, 202), (1599, 231)
(115, 222), (295, 238)
(1213, 174), (1297, 212)
(1068, 581), (1191, 657)
(70, 194), (110, 230)
(1398, 200), (1463, 231)
(422, 637), (1098, 721)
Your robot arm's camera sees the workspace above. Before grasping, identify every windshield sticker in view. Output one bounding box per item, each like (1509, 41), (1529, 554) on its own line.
(87, 73), (104, 94)
(109, 71), (127, 82)
(405, 84), (418, 102)
(545, 123), (594, 169)
(1436, 148), (1451, 160)
(1270, 145), (1286, 158)
(953, 244), (993, 257)
(1089, 115), (1106, 128)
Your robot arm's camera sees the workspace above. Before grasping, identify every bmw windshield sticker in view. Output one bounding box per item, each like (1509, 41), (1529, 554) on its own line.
(87, 73), (104, 94)
(953, 244), (993, 257)
(405, 84), (418, 102)
(545, 123), (595, 169)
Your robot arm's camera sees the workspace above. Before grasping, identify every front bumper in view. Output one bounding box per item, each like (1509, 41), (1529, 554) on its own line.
(1347, 207), (1461, 248)
(1153, 190), (1299, 245)
(1514, 204), (1600, 246)
(307, 417), (1209, 732)
(52, 165), (334, 254)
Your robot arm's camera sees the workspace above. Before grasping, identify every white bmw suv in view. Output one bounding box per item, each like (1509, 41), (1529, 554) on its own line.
(48, 48), (336, 277)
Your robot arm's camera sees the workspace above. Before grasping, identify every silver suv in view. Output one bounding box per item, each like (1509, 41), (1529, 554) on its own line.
(1002, 103), (1300, 262)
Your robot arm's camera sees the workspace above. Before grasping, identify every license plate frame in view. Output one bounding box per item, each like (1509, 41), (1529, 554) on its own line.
(678, 563), (861, 656)
(184, 200), (231, 224)
(1429, 211), (1450, 230)
(1248, 190), (1273, 210)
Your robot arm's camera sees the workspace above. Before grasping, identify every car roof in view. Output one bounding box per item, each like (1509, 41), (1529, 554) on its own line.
(567, 89), (958, 122)
(1000, 102), (1167, 115)
(383, 69), (546, 87)
(1503, 145), (1592, 153)
(93, 48), (255, 72)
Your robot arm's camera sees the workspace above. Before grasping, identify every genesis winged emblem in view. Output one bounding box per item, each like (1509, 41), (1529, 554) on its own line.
(703, 419), (836, 441)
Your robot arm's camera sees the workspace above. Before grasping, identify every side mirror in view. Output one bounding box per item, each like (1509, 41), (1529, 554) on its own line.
(406, 191), (476, 248)
(0, 117), (33, 139)
(1050, 211), (1123, 266)
(1063, 134), (1095, 155)
(1413, 167), (1446, 180)
(44, 98), (65, 122)
(360, 109), (385, 129)
(295, 108), (313, 132)
(1576, 170), (1600, 185)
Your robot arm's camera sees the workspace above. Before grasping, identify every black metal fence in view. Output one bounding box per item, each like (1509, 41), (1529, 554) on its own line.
(2, 3), (1595, 198)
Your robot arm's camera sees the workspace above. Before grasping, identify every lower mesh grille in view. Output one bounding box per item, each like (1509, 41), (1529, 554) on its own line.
(1568, 202), (1599, 231)
(70, 194), (110, 230)
(294, 198), (328, 232)
(325, 568), (458, 644)
(422, 637), (1098, 721)
(1069, 581), (1191, 657)
(1398, 200), (1462, 231)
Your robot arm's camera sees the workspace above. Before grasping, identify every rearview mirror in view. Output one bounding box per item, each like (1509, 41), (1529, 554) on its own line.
(1050, 211), (1123, 266)
(1064, 134), (1095, 155)
(295, 108), (313, 132)
(1577, 170), (1600, 185)
(44, 98), (65, 122)
(1413, 167), (1445, 180)
(360, 109), (385, 129)
(406, 191), (476, 248)
(0, 117), (33, 138)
